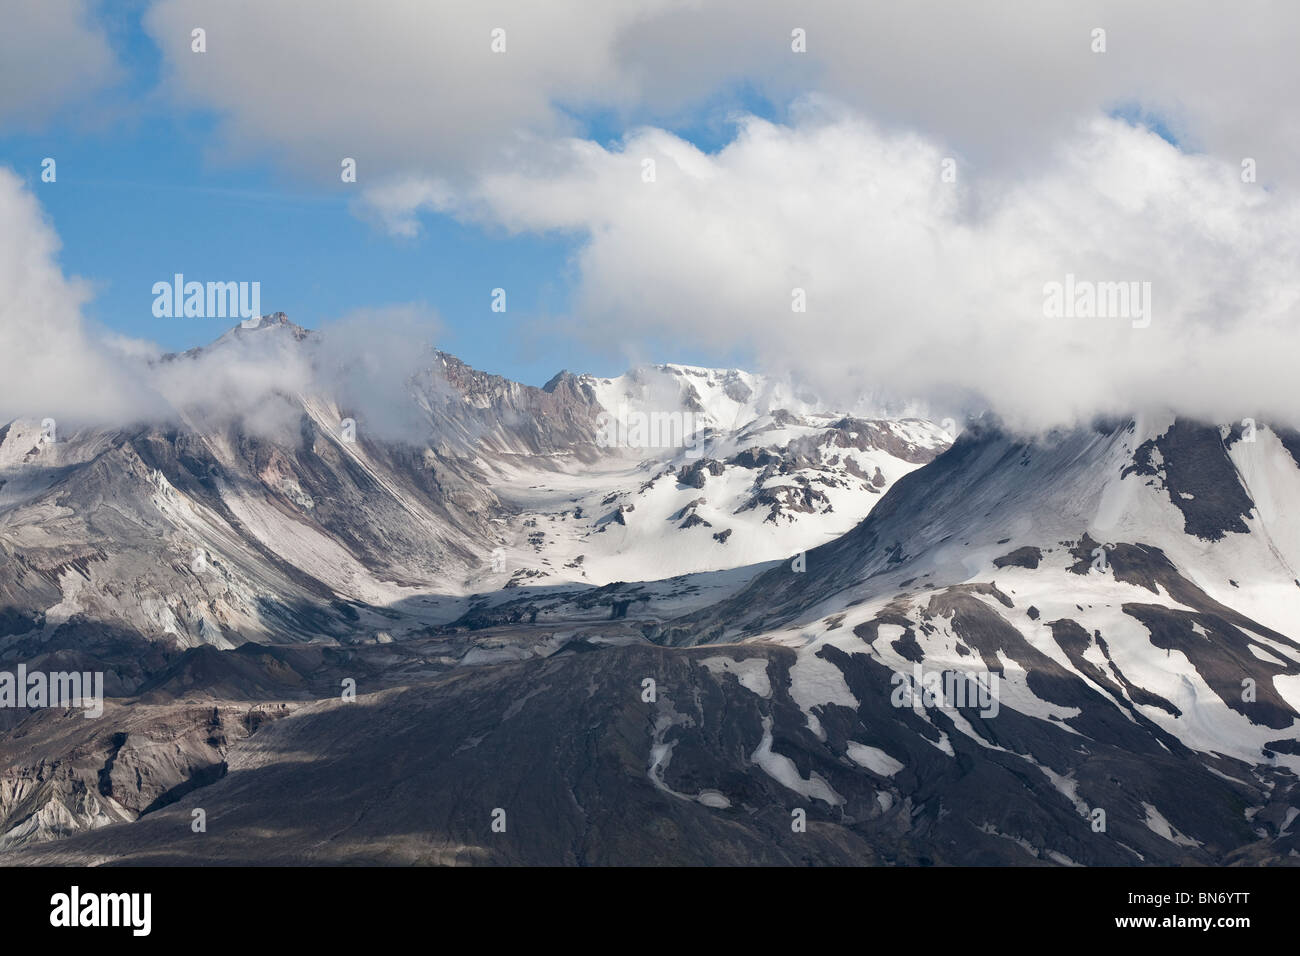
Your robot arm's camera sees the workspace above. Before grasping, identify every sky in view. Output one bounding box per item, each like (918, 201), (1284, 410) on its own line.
(0, 2), (637, 386)
(4, 1), (1300, 432)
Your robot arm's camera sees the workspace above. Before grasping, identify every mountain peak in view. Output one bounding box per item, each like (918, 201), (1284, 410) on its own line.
(160, 313), (312, 364)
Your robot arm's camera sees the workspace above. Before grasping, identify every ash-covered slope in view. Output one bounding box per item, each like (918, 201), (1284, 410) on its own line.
(0, 315), (947, 672)
(0, 314), (623, 695)
(5, 628), (1295, 866)
(4, 407), (1298, 865)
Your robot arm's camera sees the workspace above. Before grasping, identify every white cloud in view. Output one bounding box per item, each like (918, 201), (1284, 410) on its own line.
(128, 0), (1300, 428)
(0, 167), (444, 437)
(12, 2), (1300, 433)
(142, 0), (682, 179)
(0, 167), (155, 425)
(311, 305), (443, 441)
(141, 0), (1300, 186)
(395, 107), (1300, 431)
(0, 0), (119, 125)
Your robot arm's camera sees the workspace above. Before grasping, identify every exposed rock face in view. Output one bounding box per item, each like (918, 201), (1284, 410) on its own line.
(994, 546), (1042, 569)
(677, 458), (725, 489)
(1123, 419), (1255, 540)
(0, 701), (294, 850)
(431, 352), (604, 459)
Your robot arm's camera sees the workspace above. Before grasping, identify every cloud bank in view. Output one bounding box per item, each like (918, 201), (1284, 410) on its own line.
(9, 2), (1300, 434)
(129, 0), (1300, 430)
(370, 108), (1300, 431)
(0, 167), (155, 425)
(142, 0), (1300, 187)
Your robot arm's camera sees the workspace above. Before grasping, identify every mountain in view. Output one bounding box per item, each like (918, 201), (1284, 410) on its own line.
(481, 362), (948, 590)
(632, 415), (1300, 862)
(2, 319), (1296, 865)
(0, 316), (955, 854)
(0, 316), (949, 652)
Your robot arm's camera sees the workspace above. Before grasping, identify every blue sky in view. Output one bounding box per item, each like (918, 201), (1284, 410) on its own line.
(7, 124), (587, 384)
(0, 10), (776, 386)
(2, 6), (790, 390)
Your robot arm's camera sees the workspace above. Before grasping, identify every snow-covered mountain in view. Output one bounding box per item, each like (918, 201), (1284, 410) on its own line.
(0, 316), (949, 666)
(481, 363), (948, 590)
(616, 415), (1300, 863)
(2, 319), (1296, 865)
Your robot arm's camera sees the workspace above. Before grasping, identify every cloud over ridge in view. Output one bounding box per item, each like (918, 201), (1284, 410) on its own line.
(7, 2), (1300, 434)
(376, 108), (1300, 431)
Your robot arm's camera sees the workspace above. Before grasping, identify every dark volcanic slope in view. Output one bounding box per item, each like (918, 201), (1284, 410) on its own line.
(6, 639), (1294, 866)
